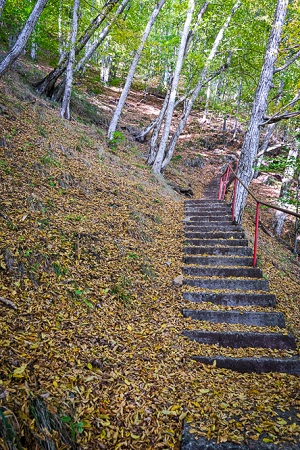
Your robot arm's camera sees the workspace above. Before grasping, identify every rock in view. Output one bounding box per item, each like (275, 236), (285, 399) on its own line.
(173, 274), (183, 287)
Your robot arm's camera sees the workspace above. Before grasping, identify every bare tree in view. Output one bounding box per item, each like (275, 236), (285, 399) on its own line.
(0, 0), (49, 77)
(234, 0), (289, 223)
(60, 0), (80, 120)
(107, 0), (167, 141)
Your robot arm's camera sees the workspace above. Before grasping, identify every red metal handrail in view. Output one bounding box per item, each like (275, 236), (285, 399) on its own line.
(219, 164), (300, 266)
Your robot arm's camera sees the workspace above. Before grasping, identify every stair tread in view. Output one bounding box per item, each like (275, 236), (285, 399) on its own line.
(182, 309), (285, 327)
(182, 330), (296, 349)
(191, 355), (300, 375)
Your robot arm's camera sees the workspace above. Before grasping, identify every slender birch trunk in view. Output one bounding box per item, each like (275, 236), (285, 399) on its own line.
(253, 123), (276, 177)
(60, 0), (80, 120)
(35, 0), (120, 96)
(107, 0), (167, 141)
(138, 2), (208, 149)
(0, 0), (49, 76)
(231, 80), (242, 141)
(156, 0), (240, 173)
(234, 0), (289, 223)
(75, 0), (129, 75)
(273, 134), (299, 235)
(200, 81), (211, 123)
(52, 0), (129, 102)
(150, 0), (195, 172)
(254, 80), (283, 177)
(0, 0), (6, 18)
(148, 88), (172, 164)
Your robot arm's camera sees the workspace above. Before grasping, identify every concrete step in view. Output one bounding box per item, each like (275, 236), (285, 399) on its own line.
(182, 309), (285, 327)
(185, 205), (230, 210)
(191, 356), (300, 375)
(184, 214), (232, 224)
(184, 210), (231, 216)
(184, 277), (269, 291)
(183, 266), (262, 278)
(184, 246), (252, 256)
(185, 200), (226, 205)
(185, 224), (242, 232)
(182, 330), (296, 350)
(185, 238), (248, 247)
(185, 231), (245, 239)
(183, 255), (253, 266)
(182, 292), (276, 307)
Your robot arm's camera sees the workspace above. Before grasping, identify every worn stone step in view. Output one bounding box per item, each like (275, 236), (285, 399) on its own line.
(184, 210), (231, 216)
(185, 224), (242, 232)
(185, 238), (248, 247)
(185, 231), (245, 239)
(184, 255), (253, 266)
(181, 422), (300, 449)
(182, 330), (296, 350)
(182, 309), (285, 327)
(183, 292), (276, 307)
(184, 214), (232, 224)
(183, 266), (262, 278)
(184, 277), (269, 291)
(184, 246), (252, 256)
(185, 200), (226, 205)
(191, 356), (300, 375)
(185, 204), (230, 210)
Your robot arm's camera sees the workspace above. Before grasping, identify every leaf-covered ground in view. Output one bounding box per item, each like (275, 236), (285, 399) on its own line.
(0, 64), (299, 449)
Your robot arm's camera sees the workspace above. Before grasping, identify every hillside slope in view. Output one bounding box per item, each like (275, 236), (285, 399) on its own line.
(0, 63), (299, 449)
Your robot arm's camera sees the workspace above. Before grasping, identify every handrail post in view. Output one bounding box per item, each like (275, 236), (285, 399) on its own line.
(218, 178), (223, 200)
(253, 202), (260, 267)
(232, 178), (237, 222)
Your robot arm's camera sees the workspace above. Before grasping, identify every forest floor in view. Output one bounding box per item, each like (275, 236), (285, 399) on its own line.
(0, 59), (299, 449)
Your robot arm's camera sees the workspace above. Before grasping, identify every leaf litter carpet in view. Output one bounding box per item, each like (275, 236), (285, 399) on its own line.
(0, 83), (299, 449)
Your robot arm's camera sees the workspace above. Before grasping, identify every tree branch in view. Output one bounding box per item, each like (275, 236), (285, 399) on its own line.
(0, 297), (17, 310)
(262, 110), (300, 125)
(274, 49), (300, 73)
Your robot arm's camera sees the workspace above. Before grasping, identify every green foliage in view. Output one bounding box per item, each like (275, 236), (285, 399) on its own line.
(109, 131), (125, 150)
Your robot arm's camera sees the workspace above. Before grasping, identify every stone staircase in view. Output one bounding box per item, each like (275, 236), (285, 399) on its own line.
(182, 182), (300, 375)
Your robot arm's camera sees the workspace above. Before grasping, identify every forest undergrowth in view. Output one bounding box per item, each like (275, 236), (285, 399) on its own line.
(0, 60), (299, 449)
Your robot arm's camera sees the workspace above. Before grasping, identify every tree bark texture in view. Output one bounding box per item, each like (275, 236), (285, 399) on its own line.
(0, 0), (6, 18)
(60, 0), (80, 120)
(156, 1), (240, 173)
(234, 0), (289, 223)
(107, 0), (167, 141)
(151, 0), (195, 173)
(0, 0), (49, 77)
(35, 0), (120, 96)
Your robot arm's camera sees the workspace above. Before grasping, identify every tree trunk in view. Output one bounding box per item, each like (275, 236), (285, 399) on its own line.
(231, 80), (242, 141)
(34, 0), (120, 96)
(75, 0), (129, 75)
(273, 134), (299, 235)
(234, 0), (289, 223)
(138, 2), (208, 149)
(60, 0), (80, 120)
(107, 0), (167, 141)
(0, 0), (49, 77)
(200, 81), (211, 124)
(151, 0), (195, 173)
(0, 0), (6, 18)
(253, 123), (276, 178)
(254, 80), (283, 178)
(156, 0), (240, 173)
